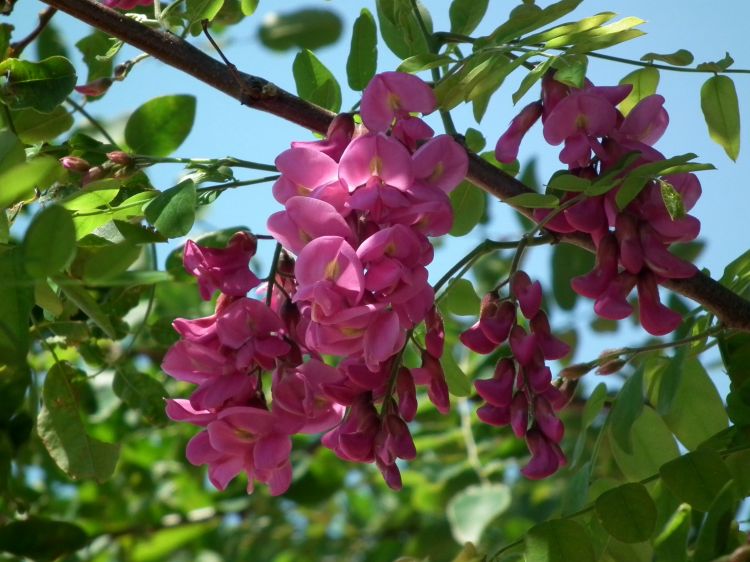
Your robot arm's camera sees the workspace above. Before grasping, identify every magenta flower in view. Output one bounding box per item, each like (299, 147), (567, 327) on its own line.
(521, 427), (566, 480)
(102, 0), (152, 9)
(495, 101), (542, 163)
(273, 146), (339, 202)
(511, 271), (542, 319)
(637, 271), (683, 336)
(183, 232), (260, 301)
(360, 71), (436, 132)
(411, 135), (469, 193)
(338, 133), (414, 191)
(475, 358), (515, 408)
(267, 196), (353, 255)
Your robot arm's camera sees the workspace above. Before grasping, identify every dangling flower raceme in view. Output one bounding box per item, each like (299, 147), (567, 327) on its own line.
(497, 72), (704, 336)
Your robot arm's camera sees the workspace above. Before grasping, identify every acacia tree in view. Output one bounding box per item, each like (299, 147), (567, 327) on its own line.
(1, 0), (750, 560)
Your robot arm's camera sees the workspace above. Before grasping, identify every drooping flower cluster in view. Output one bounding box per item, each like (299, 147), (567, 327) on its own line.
(266, 71), (468, 488)
(461, 271), (571, 479)
(496, 74), (702, 335)
(163, 72), (471, 494)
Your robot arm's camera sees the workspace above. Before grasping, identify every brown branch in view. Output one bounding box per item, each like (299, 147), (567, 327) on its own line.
(9, 6), (57, 57)
(40, 0), (750, 332)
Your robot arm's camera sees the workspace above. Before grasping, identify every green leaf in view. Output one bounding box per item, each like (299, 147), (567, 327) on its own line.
(512, 58), (555, 105)
(22, 205), (76, 278)
(641, 49), (694, 66)
(696, 52), (735, 73)
(506, 192), (559, 208)
(608, 369), (644, 454)
(659, 180), (686, 221)
(62, 184), (121, 212)
(186, 0), (225, 23)
(125, 95), (197, 157)
(595, 483), (657, 543)
(610, 406), (679, 481)
(449, 180), (485, 236)
(0, 56), (77, 112)
(553, 54), (588, 88)
(0, 129), (25, 175)
(293, 50), (342, 113)
(347, 9), (377, 91)
(487, 0), (583, 45)
(0, 518), (88, 560)
(446, 483), (511, 544)
(144, 180), (197, 238)
(441, 352), (471, 397)
(719, 331), (750, 389)
(464, 128), (486, 153)
(547, 172), (591, 192)
(397, 53), (453, 73)
(523, 12), (616, 44)
(692, 481), (739, 562)
(551, 243), (594, 310)
(659, 450), (733, 512)
(567, 28), (646, 55)
(11, 105), (74, 143)
(449, 0), (488, 35)
(376, 0), (431, 59)
(240, 0), (258, 16)
(36, 22), (70, 60)
(0, 248), (34, 367)
(113, 366), (168, 425)
(444, 278), (480, 316)
(75, 30), (115, 84)
(57, 280), (118, 338)
(82, 242), (142, 282)
(37, 362), (120, 482)
(619, 66), (660, 115)
(654, 504), (691, 562)
(700, 75), (740, 161)
(258, 8), (343, 52)
(0, 156), (62, 209)
(582, 383), (608, 428)
(525, 519), (596, 562)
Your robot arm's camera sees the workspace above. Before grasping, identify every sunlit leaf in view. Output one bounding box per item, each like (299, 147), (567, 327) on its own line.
(125, 95), (197, 157)
(449, 0), (488, 35)
(641, 49), (694, 66)
(449, 180), (485, 236)
(144, 179), (197, 238)
(611, 406), (679, 481)
(700, 75), (740, 161)
(76, 30), (115, 84)
(186, 0), (225, 23)
(444, 278), (480, 316)
(293, 49), (342, 112)
(0, 156), (62, 209)
(376, 0), (431, 59)
(347, 8), (377, 91)
(618, 66), (660, 115)
(11, 105), (74, 143)
(447, 483), (511, 544)
(0, 56), (77, 112)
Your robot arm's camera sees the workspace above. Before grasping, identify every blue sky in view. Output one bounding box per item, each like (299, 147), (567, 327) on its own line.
(11, 0), (750, 365)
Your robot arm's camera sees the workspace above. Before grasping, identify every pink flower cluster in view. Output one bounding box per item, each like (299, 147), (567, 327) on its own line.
(460, 272), (571, 479)
(266, 71), (468, 488)
(496, 74), (702, 335)
(101, 0), (152, 10)
(163, 72), (469, 494)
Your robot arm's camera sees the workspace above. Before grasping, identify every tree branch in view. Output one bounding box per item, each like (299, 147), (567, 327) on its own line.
(41, 0), (750, 332)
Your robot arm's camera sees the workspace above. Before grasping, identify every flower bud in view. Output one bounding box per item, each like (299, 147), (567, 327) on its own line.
(74, 77), (113, 97)
(59, 156), (91, 173)
(559, 362), (594, 380)
(106, 151), (134, 166)
(597, 358), (627, 375)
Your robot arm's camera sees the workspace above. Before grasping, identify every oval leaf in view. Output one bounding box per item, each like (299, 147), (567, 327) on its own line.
(37, 362), (120, 482)
(0, 156), (62, 209)
(259, 9), (343, 52)
(444, 278), (480, 316)
(449, 0), (488, 35)
(525, 519), (596, 562)
(447, 483), (511, 544)
(700, 75), (740, 161)
(125, 95), (196, 157)
(659, 449), (733, 512)
(22, 204), (76, 278)
(506, 192), (559, 208)
(441, 351), (471, 397)
(640, 49), (694, 66)
(595, 482), (657, 543)
(618, 66), (660, 115)
(347, 9), (377, 91)
(449, 180), (485, 236)
(0, 56), (77, 112)
(13, 105), (74, 143)
(293, 50), (342, 113)
(144, 179), (197, 238)
(113, 366), (168, 425)
(0, 518), (88, 560)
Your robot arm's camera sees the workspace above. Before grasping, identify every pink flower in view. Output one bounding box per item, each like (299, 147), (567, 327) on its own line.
(521, 427), (566, 480)
(102, 0), (152, 8)
(637, 271), (683, 336)
(338, 133), (414, 191)
(322, 394), (379, 463)
(475, 358), (515, 407)
(267, 196), (353, 255)
(495, 101), (542, 163)
(411, 135), (469, 193)
(74, 77), (112, 97)
(360, 71), (436, 132)
(273, 147), (339, 202)
(411, 351), (450, 414)
(183, 232), (261, 300)
(511, 271), (542, 319)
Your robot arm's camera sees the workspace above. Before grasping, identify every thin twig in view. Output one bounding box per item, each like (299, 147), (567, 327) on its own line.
(66, 97), (118, 146)
(9, 6), (57, 57)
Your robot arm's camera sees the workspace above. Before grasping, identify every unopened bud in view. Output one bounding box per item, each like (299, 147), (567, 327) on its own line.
(554, 378), (579, 408)
(106, 151), (134, 166)
(59, 156), (91, 173)
(74, 77), (113, 97)
(81, 166), (105, 186)
(597, 358), (627, 375)
(559, 363), (594, 380)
